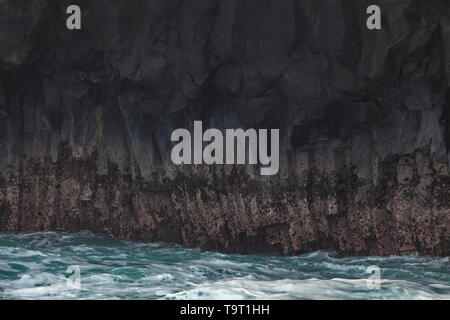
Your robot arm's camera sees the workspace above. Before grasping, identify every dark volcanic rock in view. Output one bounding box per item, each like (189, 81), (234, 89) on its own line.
(0, 0), (449, 256)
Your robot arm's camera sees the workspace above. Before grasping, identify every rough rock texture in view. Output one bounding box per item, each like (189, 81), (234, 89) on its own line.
(0, 0), (449, 256)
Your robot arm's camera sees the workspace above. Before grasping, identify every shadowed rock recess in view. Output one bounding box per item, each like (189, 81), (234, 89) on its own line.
(0, 0), (449, 256)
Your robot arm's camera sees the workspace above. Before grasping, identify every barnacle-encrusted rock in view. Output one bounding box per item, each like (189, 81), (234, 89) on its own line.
(0, 0), (448, 255)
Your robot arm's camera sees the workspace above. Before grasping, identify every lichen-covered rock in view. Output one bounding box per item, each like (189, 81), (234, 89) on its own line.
(0, 0), (449, 256)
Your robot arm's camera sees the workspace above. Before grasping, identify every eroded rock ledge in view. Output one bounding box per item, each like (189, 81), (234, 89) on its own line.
(0, 0), (449, 255)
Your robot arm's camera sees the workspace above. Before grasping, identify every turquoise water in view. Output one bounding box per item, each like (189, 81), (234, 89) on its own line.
(0, 232), (448, 300)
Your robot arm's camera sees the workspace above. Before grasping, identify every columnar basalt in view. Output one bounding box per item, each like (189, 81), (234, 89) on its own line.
(0, 0), (449, 256)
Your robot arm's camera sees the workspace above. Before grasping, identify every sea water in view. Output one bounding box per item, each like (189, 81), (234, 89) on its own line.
(0, 231), (448, 300)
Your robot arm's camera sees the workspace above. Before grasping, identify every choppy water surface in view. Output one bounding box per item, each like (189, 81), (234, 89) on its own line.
(0, 232), (448, 300)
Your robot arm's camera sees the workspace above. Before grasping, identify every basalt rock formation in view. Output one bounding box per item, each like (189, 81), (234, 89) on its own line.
(0, 0), (449, 256)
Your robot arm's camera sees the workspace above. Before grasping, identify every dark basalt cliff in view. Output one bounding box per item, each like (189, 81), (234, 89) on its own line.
(0, 0), (449, 256)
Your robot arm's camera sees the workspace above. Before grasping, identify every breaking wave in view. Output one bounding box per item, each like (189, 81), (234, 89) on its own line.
(0, 232), (448, 300)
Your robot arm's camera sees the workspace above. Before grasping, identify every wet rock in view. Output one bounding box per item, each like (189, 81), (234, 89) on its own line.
(0, 0), (449, 256)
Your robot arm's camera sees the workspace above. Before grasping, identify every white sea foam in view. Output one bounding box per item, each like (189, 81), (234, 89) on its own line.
(165, 278), (450, 300)
(0, 232), (448, 300)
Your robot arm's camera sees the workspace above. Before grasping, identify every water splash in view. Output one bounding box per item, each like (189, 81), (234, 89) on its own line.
(0, 232), (448, 300)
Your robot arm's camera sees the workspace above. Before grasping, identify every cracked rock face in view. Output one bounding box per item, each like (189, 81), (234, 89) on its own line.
(0, 0), (449, 256)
